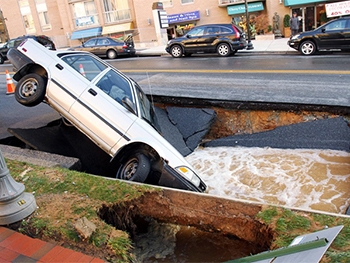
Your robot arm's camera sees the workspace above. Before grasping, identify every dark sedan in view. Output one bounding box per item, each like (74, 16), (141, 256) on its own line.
(288, 16), (350, 55)
(165, 23), (247, 58)
(70, 36), (136, 59)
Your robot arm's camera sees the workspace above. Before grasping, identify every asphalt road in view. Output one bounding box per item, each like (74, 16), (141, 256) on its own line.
(1, 53), (349, 140)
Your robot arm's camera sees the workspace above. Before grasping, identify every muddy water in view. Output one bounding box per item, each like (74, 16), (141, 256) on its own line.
(187, 146), (350, 214)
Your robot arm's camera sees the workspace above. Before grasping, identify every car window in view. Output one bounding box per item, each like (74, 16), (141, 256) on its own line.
(7, 39), (16, 48)
(61, 54), (107, 81)
(221, 26), (233, 34)
(187, 27), (205, 37)
(134, 82), (160, 131)
(325, 20), (347, 31)
(84, 39), (96, 47)
(96, 38), (109, 45)
(96, 69), (133, 106)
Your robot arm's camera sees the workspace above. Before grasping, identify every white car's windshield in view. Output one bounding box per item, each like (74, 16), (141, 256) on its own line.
(134, 82), (161, 132)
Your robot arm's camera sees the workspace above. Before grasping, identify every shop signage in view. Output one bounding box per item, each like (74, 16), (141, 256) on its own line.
(158, 10), (169, 28)
(326, 0), (350, 18)
(167, 11), (200, 24)
(227, 2), (264, 15)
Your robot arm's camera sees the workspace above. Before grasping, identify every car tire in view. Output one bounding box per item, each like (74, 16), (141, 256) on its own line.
(15, 73), (46, 107)
(217, 43), (231, 57)
(117, 153), (151, 183)
(107, 49), (117, 59)
(0, 55), (4, 64)
(300, 40), (316, 56)
(170, 45), (183, 58)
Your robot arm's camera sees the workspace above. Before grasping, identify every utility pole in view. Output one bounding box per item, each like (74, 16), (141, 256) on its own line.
(244, 0), (254, 50)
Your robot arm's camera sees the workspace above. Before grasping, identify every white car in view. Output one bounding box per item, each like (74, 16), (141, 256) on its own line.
(8, 38), (207, 192)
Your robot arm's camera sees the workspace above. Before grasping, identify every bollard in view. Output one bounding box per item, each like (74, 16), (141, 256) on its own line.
(0, 149), (36, 225)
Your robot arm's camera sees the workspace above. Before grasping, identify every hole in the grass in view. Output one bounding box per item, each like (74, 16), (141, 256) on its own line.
(98, 194), (272, 262)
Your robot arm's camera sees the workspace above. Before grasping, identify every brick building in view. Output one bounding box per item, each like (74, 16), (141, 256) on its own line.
(0, 0), (329, 48)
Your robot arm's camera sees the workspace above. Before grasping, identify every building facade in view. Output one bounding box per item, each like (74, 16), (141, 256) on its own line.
(0, 0), (332, 48)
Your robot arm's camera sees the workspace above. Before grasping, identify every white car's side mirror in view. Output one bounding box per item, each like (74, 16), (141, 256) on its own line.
(122, 96), (136, 115)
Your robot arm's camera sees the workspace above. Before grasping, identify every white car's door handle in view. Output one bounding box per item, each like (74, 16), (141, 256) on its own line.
(55, 64), (63, 70)
(88, 88), (97, 96)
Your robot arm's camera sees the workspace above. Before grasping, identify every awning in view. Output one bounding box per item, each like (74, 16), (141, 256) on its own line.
(102, 22), (133, 35)
(70, 27), (102, 40)
(227, 2), (264, 15)
(284, 0), (324, 6)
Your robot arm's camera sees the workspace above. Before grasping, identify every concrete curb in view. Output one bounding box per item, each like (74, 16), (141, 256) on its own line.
(0, 145), (81, 170)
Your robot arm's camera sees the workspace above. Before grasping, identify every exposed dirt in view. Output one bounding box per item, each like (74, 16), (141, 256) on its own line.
(98, 190), (274, 249)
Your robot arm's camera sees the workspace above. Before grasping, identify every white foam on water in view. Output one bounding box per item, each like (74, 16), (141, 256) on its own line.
(187, 146), (350, 214)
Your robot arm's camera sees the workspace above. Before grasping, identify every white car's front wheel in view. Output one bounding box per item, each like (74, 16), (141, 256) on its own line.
(15, 73), (46, 107)
(117, 153), (150, 182)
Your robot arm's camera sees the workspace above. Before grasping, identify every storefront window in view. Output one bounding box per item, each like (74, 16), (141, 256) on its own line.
(70, 0), (99, 28)
(162, 0), (173, 7)
(102, 0), (131, 23)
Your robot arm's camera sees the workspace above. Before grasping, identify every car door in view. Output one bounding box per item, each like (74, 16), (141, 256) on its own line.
(182, 27), (205, 52)
(317, 20), (347, 49)
(342, 19), (350, 48)
(81, 38), (97, 53)
(93, 38), (110, 56)
(202, 26), (221, 52)
(69, 67), (138, 155)
(46, 53), (105, 114)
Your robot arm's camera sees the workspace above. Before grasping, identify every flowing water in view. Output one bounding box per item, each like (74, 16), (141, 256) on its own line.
(187, 146), (350, 214)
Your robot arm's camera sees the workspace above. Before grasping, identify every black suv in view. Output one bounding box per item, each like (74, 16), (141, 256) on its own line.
(0, 35), (56, 64)
(288, 16), (350, 55)
(165, 24), (247, 58)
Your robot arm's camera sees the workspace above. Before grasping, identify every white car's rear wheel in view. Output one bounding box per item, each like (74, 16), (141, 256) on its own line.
(117, 153), (150, 182)
(15, 73), (46, 107)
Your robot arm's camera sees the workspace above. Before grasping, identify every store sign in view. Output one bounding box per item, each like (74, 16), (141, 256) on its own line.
(75, 16), (94, 27)
(326, 0), (350, 18)
(167, 11), (200, 24)
(227, 2), (264, 15)
(158, 10), (169, 28)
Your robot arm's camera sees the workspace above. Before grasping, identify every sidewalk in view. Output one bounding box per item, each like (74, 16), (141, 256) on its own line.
(136, 37), (297, 56)
(0, 227), (106, 263)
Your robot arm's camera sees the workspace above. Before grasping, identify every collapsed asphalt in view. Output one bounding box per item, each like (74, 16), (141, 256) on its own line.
(1, 107), (349, 181)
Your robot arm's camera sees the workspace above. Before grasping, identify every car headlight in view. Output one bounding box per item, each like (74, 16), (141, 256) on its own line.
(176, 166), (201, 187)
(291, 34), (300, 40)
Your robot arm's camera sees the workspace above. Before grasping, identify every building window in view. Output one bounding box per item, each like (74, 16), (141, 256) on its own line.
(35, 0), (51, 31)
(18, 0), (36, 34)
(181, 0), (194, 4)
(70, 0), (99, 28)
(162, 0), (173, 7)
(102, 0), (131, 24)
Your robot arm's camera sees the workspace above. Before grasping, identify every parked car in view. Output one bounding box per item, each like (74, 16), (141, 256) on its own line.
(8, 38), (207, 193)
(165, 23), (247, 58)
(69, 36), (136, 59)
(288, 16), (350, 55)
(0, 35), (55, 64)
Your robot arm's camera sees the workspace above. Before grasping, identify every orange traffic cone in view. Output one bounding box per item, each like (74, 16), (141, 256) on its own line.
(5, 70), (15, 95)
(79, 64), (86, 77)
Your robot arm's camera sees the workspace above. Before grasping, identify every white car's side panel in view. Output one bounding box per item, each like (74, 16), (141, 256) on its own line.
(46, 64), (90, 112)
(70, 85), (137, 155)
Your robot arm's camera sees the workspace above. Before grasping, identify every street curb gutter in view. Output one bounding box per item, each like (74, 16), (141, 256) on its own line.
(0, 145), (81, 170)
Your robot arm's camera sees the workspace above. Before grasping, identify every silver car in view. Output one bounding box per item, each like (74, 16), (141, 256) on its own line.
(8, 38), (207, 192)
